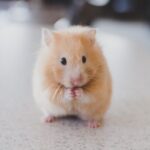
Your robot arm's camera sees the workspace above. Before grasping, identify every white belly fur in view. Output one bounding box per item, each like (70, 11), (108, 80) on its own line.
(33, 73), (67, 117)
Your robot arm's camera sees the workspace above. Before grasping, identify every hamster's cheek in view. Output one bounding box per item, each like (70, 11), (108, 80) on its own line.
(53, 68), (64, 82)
(81, 73), (88, 85)
(62, 76), (72, 88)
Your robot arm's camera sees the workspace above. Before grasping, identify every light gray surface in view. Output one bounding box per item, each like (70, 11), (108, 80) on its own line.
(0, 20), (150, 150)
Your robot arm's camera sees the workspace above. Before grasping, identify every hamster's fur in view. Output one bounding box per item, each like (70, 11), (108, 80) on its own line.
(33, 26), (112, 128)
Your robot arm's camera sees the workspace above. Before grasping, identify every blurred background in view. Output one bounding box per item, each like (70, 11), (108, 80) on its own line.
(0, 0), (150, 25)
(0, 0), (150, 150)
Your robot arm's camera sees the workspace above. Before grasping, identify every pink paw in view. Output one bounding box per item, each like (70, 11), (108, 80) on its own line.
(44, 116), (55, 123)
(64, 88), (83, 101)
(87, 120), (100, 128)
(64, 88), (74, 100)
(73, 88), (83, 98)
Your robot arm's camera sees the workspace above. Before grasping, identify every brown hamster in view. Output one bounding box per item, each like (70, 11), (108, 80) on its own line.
(33, 26), (112, 128)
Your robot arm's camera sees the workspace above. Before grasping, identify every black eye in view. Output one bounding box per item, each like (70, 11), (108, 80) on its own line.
(82, 56), (86, 63)
(60, 57), (67, 65)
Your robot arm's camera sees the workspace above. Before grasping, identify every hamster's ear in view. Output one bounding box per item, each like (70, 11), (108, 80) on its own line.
(85, 28), (96, 44)
(88, 28), (96, 37)
(41, 28), (52, 47)
(52, 31), (62, 42)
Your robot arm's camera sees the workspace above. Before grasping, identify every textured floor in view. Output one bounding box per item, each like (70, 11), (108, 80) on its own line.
(0, 6), (150, 149)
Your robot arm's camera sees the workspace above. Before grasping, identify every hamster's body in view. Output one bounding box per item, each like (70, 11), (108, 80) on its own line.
(33, 26), (112, 128)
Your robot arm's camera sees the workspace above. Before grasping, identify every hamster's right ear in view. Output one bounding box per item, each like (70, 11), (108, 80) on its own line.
(41, 28), (52, 47)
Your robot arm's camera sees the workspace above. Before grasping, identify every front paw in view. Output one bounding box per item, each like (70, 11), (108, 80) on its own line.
(64, 88), (74, 101)
(73, 88), (83, 99)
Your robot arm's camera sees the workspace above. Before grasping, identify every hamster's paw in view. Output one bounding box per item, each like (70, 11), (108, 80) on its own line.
(74, 88), (83, 98)
(43, 115), (56, 123)
(87, 120), (100, 128)
(64, 88), (74, 101)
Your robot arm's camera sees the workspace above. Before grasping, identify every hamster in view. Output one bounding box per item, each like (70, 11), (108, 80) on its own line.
(33, 26), (112, 128)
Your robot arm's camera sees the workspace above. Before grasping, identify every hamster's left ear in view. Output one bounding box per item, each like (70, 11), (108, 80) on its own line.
(41, 28), (52, 47)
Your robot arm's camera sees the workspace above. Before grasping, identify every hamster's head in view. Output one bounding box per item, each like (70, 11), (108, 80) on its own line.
(42, 26), (103, 88)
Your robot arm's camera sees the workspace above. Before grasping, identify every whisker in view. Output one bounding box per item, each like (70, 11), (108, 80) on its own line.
(51, 84), (62, 102)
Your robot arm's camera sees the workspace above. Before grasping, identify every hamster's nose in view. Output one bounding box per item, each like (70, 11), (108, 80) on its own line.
(71, 75), (82, 86)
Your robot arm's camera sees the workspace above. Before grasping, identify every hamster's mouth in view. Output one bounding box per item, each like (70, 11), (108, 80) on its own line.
(62, 82), (88, 89)
(62, 77), (95, 89)
(63, 85), (83, 89)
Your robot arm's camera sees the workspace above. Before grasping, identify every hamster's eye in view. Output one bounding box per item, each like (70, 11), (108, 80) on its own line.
(82, 56), (86, 63)
(60, 57), (67, 65)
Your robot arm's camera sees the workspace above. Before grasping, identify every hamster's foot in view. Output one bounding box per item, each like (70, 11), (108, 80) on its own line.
(87, 120), (100, 128)
(44, 116), (55, 123)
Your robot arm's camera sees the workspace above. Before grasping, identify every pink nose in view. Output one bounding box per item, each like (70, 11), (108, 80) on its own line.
(71, 76), (82, 86)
